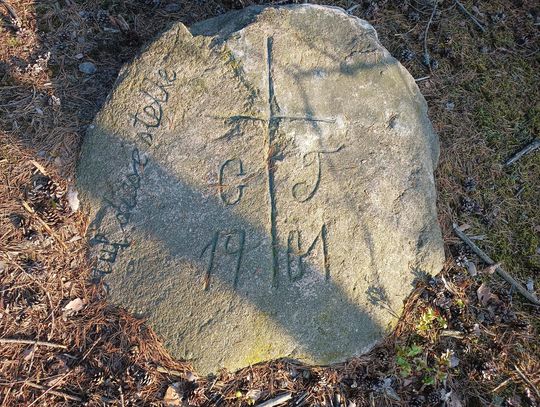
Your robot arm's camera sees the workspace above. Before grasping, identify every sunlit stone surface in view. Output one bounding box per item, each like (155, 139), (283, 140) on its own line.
(77, 4), (444, 374)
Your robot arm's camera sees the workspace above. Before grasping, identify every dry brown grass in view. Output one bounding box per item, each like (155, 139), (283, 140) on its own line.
(1, 0), (539, 406)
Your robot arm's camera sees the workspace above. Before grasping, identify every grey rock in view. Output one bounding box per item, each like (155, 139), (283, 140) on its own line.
(79, 61), (96, 74)
(76, 5), (444, 374)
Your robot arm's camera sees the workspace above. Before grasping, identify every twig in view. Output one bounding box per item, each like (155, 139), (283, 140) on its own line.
(0, 381), (82, 402)
(347, 4), (360, 14)
(415, 76), (431, 82)
(0, 338), (67, 349)
(423, 2), (438, 68)
(453, 224), (540, 305)
(454, 0), (486, 33)
(156, 366), (184, 377)
(26, 371), (75, 407)
(26, 381), (81, 403)
(492, 378), (511, 392)
(29, 160), (48, 176)
(0, 0), (20, 27)
(441, 330), (464, 339)
(514, 364), (540, 399)
(504, 138), (540, 166)
(257, 392), (293, 407)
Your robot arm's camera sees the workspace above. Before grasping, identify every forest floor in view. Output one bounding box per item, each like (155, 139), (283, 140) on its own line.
(0, 0), (539, 406)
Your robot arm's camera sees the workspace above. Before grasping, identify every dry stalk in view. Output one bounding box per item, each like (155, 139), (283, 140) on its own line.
(0, 338), (66, 349)
(453, 224), (540, 305)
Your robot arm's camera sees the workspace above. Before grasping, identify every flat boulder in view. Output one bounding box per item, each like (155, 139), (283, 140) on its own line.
(77, 4), (444, 374)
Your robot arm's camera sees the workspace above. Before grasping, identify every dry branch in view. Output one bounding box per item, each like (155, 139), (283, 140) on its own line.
(514, 364), (540, 399)
(24, 381), (82, 403)
(0, 338), (67, 349)
(0, 381), (82, 402)
(505, 139), (540, 166)
(454, 0), (486, 32)
(423, 3), (438, 68)
(453, 224), (540, 305)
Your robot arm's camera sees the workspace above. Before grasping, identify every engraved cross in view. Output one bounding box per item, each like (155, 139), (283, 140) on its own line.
(221, 37), (338, 288)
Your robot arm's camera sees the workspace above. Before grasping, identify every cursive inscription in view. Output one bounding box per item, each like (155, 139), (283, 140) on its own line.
(90, 69), (177, 279)
(90, 233), (130, 277)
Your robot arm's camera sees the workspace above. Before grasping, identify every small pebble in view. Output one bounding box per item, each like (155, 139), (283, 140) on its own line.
(445, 100), (455, 111)
(79, 61), (97, 74)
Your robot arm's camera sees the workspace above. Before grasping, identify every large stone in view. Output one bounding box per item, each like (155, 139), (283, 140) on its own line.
(76, 5), (444, 374)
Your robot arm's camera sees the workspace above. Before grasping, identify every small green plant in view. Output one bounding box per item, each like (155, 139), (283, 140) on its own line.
(455, 298), (465, 309)
(395, 344), (449, 386)
(395, 344), (422, 377)
(416, 307), (447, 338)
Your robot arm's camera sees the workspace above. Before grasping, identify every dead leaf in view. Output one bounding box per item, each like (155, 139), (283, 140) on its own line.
(63, 298), (84, 315)
(22, 347), (35, 362)
(163, 383), (183, 406)
(457, 223), (471, 231)
(482, 263), (500, 275)
(465, 260), (477, 277)
(446, 390), (464, 407)
(477, 283), (499, 306)
(67, 186), (79, 212)
(185, 371), (198, 382)
(246, 389), (263, 403)
(450, 354), (460, 368)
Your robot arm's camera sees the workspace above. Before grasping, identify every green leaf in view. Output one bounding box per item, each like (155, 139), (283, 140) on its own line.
(422, 375), (436, 386)
(407, 344), (423, 357)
